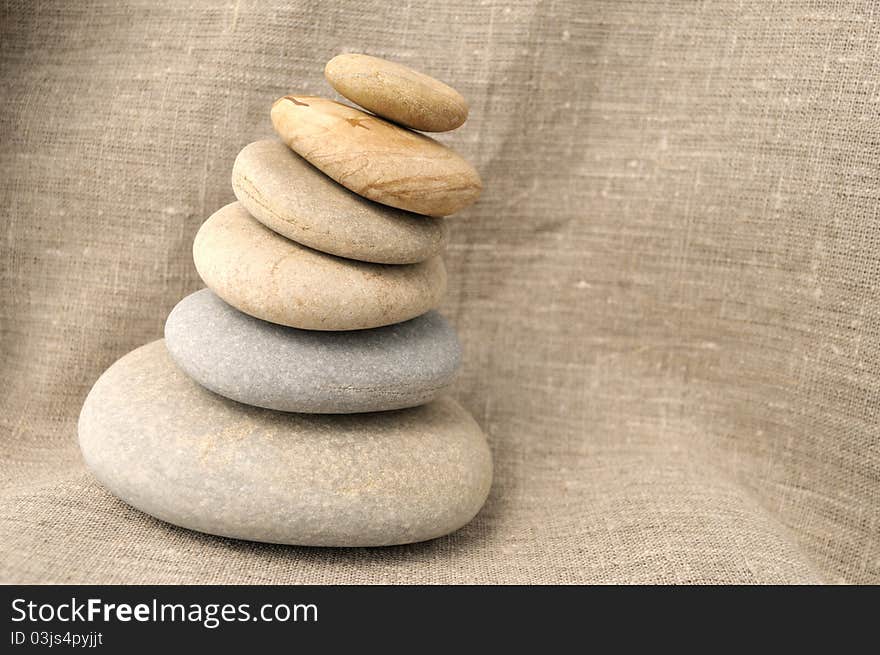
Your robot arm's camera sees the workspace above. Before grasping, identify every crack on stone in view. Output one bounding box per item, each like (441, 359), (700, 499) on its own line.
(345, 117), (371, 130)
(284, 96), (310, 106)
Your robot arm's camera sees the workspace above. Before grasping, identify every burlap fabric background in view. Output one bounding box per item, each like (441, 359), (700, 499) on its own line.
(1, 1), (877, 584)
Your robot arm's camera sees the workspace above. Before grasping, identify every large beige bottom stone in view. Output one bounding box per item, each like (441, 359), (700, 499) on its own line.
(78, 340), (493, 547)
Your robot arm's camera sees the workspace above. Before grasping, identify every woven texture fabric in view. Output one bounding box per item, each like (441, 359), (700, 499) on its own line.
(1, 0), (877, 584)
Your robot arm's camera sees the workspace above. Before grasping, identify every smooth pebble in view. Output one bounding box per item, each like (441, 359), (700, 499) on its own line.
(193, 202), (446, 330)
(78, 340), (493, 547)
(232, 139), (448, 264)
(325, 53), (469, 132)
(271, 95), (481, 216)
(165, 289), (461, 413)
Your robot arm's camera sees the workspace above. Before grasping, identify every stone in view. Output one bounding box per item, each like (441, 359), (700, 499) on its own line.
(270, 95), (481, 217)
(165, 289), (462, 413)
(232, 140), (448, 265)
(193, 202), (446, 330)
(324, 53), (469, 132)
(78, 340), (493, 547)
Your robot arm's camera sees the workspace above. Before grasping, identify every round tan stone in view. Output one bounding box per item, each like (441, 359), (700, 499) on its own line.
(324, 53), (469, 132)
(193, 202), (446, 330)
(78, 340), (493, 547)
(231, 139), (448, 264)
(270, 95), (481, 217)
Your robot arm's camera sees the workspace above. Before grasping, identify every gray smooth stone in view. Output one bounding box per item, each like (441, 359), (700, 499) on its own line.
(165, 289), (462, 413)
(78, 340), (493, 547)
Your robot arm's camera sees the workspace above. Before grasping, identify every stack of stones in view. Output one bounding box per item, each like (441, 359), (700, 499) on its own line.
(77, 54), (492, 547)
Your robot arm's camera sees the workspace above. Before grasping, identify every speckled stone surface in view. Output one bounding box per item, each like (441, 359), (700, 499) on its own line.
(232, 140), (448, 264)
(271, 95), (481, 216)
(193, 202), (447, 330)
(325, 53), (469, 132)
(78, 340), (493, 547)
(165, 289), (462, 413)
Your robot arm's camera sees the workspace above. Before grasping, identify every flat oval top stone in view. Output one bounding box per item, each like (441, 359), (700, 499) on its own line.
(232, 140), (448, 264)
(193, 202), (446, 330)
(165, 289), (462, 413)
(325, 53), (468, 132)
(270, 95), (481, 217)
(78, 340), (492, 547)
